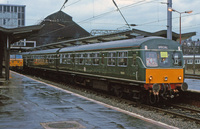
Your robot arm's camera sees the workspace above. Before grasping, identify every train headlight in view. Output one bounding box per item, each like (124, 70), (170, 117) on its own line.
(178, 76), (182, 80)
(164, 77), (168, 81)
(149, 76), (153, 80)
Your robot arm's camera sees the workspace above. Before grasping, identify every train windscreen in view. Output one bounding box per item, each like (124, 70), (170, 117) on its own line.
(145, 51), (183, 68)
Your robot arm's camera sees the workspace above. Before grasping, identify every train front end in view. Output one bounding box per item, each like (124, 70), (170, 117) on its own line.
(141, 39), (188, 104)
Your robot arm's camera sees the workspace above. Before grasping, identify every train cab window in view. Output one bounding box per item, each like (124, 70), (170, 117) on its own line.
(158, 52), (170, 67)
(145, 52), (158, 67)
(118, 51), (128, 67)
(16, 55), (22, 59)
(10, 55), (15, 59)
(173, 52), (182, 66)
(108, 52), (116, 66)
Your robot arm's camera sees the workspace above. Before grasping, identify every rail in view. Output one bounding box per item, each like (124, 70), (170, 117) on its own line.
(185, 74), (200, 79)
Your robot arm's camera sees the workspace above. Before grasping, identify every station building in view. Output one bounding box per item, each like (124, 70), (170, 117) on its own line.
(0, 4), (25, 28)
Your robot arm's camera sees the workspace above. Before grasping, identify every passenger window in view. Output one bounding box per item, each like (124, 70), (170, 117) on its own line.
(101, 53), (105, 65)
(61, 54), (65, 64)
(118, 51), (128, 67)
(79, 54), (84, 65)
(75, 54), (79, 65)
(67, 54), (72, 64)
(108, 52), (116, 66)
(85, 53), (92, 65)
(92, 53), (100, 65)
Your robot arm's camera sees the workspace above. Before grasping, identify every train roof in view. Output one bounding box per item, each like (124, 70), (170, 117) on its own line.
(22, 48), (60, 55)
(23, 36), (180, 55)
(59, 36), (179, 53)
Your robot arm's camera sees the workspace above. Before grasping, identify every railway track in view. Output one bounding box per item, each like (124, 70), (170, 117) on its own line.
(185, 74), (200, 79)
(149, 104), (200, 124)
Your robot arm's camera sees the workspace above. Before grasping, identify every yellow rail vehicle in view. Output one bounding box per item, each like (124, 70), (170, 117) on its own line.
(10, 55), (23, 70)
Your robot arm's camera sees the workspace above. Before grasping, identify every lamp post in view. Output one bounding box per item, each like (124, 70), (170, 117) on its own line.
(168, 7), (192, 44)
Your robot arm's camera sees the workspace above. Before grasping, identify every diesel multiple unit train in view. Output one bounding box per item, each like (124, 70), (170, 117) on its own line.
(9, 54), (23, 70)
(22, 37), (188, 104)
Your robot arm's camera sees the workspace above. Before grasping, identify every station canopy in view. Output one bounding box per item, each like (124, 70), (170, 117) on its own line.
(0, 25), (43, 44)
(28, 28), (196, 51)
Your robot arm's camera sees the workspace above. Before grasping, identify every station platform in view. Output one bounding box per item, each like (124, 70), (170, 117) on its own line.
(0, 71), (176, 129)
(185, 78), (200, 91)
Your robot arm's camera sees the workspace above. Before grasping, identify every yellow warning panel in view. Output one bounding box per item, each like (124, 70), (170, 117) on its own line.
(160, 52), (168, 58)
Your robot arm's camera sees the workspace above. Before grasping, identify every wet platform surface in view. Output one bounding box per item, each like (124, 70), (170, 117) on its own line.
(0, 72), (163, 129)
(185, 79), (200, 91)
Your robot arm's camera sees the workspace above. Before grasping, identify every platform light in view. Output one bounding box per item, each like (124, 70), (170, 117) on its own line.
(168, 7), (193, 44)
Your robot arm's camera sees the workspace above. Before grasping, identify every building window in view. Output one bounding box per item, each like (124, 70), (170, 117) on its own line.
(14, 6), (17, 12)
(22, 7), (25, 12)
(187, 59), (193, 64)
(3, 6), (6, 12)
(7, 6), (10, 12)
(11, 6), (14, 12)
(18, 20), (21, 26)
(195, 59), (200, 64)
(0, 6), (2, 12)
(18, 7), (21, 12)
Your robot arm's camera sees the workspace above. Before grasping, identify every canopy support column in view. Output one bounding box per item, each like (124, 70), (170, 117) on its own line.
(4, 36), (10, 81)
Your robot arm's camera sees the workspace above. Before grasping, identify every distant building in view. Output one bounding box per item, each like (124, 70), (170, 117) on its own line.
(29, 11), (90, 46)
(182, 39), (200, 55)
(0, 4), (25, 28)
(0, 4), (37, 52)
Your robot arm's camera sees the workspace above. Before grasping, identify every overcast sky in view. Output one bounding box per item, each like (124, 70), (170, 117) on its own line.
(1, 0), (200, 40)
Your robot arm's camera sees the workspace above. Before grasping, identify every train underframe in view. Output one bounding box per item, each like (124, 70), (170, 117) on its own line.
(144, 83), (188, 104)
(24, 67), (188, 104)
(71, 74), (188, 104)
